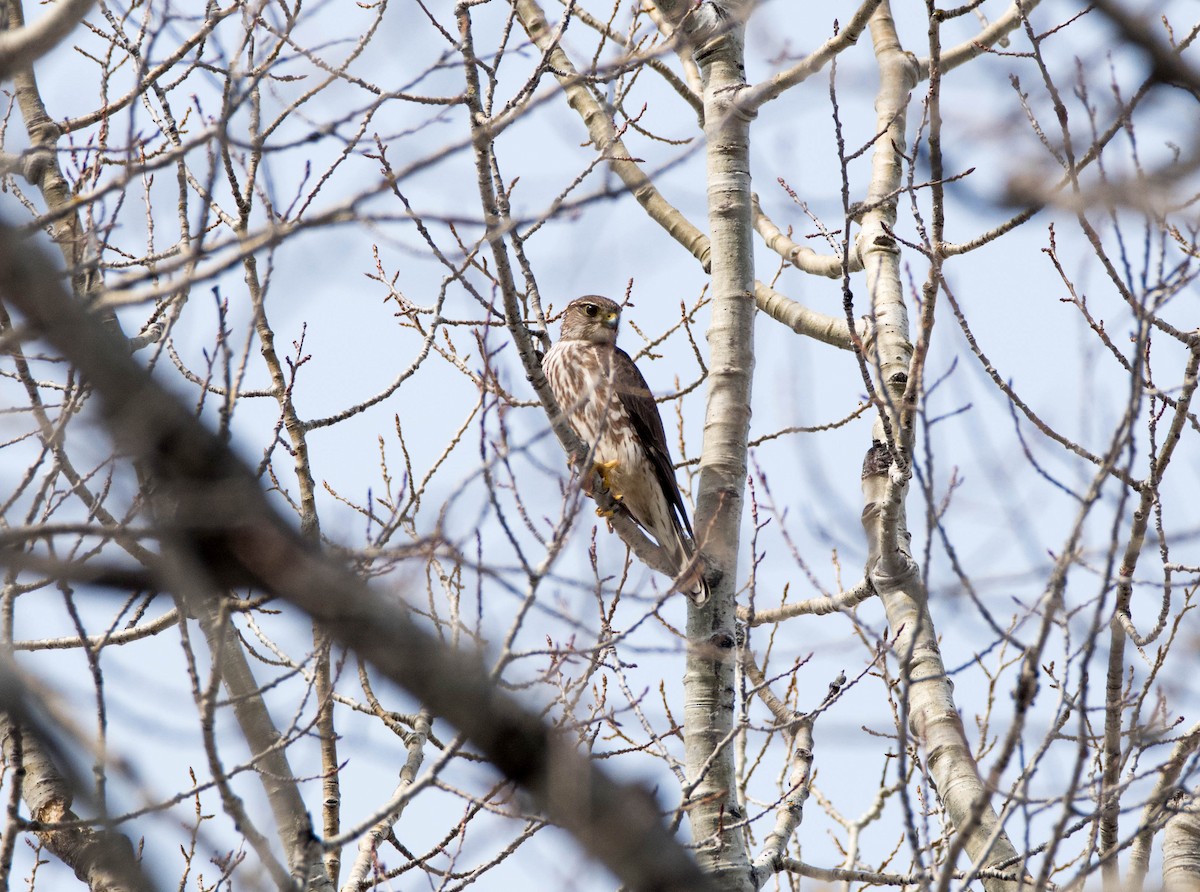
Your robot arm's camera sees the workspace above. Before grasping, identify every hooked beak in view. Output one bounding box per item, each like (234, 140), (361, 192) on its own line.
(603, 311), (619, 330)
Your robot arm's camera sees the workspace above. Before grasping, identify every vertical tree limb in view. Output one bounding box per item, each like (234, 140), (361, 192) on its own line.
(857, 5), (1024, 890)
(1129, 724), (1200, 891)
(3, 0), (115, 330)
(246, 247), (342, 887)
(744, 654), (817, 887)
(186, 596), (333, 891)
(1102, 349), (1198, 887)
(671, 3), (757, 886)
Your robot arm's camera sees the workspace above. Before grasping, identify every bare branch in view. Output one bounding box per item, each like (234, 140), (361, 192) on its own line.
(0, 0), (93, 80)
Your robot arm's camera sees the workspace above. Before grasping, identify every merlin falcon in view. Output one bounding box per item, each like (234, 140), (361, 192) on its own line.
(542, 296), (708, 604)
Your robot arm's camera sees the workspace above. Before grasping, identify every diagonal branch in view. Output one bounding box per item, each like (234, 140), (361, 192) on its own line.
(0, 0), (93, 80)
(0, 220), (717, 892)
(0, 689), (150, 892)
(513, 0), (854, 349)
(737, 0), (882, 111)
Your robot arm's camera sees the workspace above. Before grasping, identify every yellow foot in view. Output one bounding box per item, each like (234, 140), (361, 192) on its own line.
(594, 458), (620, 493)
(593, 459), (624, 498)
(592, 459), (623, 516)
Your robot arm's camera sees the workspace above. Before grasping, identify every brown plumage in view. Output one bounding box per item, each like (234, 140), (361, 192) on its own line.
(542, 296), (708, 604)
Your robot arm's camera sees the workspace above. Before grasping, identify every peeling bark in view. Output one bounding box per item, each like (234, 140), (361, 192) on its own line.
(0, 714), (148, 892)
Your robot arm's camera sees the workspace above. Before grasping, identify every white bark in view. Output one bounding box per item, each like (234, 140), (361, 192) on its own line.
(749, 714), (813, 887)
(916, 0), (1043, 77)
(752, 193), (865, 280)
(0, 0), (94, 80)
(1163, 798), (1200, 892)
(857, 5), (1024, 890)
(676, 3), (757, 887)
(0, 712), (148, 892)
(339, 709), (430, 892)
(5, 0), (110, 317)
(1129, 724), (1200, 891)
(515, 0), (855, 359)
(754, 280), (856, 349)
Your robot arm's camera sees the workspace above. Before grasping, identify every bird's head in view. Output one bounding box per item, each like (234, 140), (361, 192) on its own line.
(559, 295), (621, 345)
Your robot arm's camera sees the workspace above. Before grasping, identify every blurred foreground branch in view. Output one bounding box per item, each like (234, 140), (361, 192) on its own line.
(0, 222), (715, 892)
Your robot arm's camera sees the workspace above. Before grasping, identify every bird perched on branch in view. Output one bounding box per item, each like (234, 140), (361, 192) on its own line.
(542, 295), (708, 604)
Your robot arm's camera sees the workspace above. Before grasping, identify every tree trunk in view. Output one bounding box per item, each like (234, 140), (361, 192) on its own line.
(683, 6), (757, 888)
(858, 5), (1024, 890)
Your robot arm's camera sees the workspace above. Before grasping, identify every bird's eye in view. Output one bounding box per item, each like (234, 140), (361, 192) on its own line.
(584, 304), (598, 318)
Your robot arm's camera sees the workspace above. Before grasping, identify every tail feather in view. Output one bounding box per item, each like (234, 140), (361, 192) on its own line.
(685, 572), (710, 606)
(637, 501), (708, 605)
(667, 525), (709, 606)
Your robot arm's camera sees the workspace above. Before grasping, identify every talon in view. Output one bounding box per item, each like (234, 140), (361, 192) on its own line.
(588, 460), (625, 514)
(592, 459), (625, 500)
(594, 458), (620, 492)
